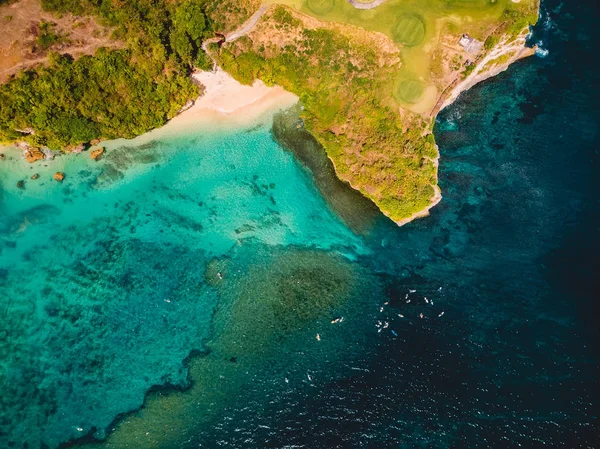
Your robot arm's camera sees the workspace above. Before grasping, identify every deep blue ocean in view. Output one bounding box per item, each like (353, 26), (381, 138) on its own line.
(0, 0), (598, 448)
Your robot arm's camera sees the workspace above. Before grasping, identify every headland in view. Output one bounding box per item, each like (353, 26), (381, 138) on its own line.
(0, 0), (540, 226)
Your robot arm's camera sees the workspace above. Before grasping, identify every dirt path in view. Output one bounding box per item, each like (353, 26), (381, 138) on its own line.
(0, 0), (118, 83)
(201, 4), (270, 69)
(0, 40), (121, 79)
(225, 5), (269, 42)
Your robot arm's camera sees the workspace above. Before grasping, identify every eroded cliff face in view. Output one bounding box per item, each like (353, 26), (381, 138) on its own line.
(442, 27), (536, 111)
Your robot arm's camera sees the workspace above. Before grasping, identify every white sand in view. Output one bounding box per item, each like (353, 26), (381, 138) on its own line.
(156, 68), (299, 137)
(1, 67), (299, 157)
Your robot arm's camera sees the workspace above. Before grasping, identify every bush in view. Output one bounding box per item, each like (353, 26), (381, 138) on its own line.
(484, 35), (499, 50)
(0, 49), (199, 148)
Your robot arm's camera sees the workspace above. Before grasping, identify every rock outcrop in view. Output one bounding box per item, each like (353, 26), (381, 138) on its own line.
(90, 147), (105, 161)
(53, 172), (65, 182)
(67, 144), (85, 154)
(24, 148), (45, 163)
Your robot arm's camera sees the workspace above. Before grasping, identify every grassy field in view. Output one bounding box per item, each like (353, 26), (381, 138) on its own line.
(392, 14), (425, 47)
(271, 0), (536, 111)
(396, 79), (425, 104)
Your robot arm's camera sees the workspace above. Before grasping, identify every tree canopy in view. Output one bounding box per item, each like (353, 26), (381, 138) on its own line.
(0, 0), (213, 149)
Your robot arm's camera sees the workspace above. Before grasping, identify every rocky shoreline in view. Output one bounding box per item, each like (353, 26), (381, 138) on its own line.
(404, 25), (537, 227)
(441, 27), (536, 111)
(0, 19), (538, 229)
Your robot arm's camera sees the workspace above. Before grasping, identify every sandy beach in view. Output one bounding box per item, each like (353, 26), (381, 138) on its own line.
(0, 67), (299, 157)
(153, 68), (299, 138)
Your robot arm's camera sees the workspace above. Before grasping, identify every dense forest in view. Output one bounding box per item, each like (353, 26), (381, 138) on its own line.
(0, 0), (214, 149)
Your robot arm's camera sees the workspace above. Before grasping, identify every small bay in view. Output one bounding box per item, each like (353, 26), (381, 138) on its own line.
(1, 0), (598, 447)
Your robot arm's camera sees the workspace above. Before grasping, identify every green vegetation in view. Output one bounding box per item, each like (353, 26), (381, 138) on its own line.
(481, 52), (513, 71)
(37, 21), (63, 50)
(40, 0), (213, 65)
(0, 0), (213, 149)
(392, 15), (425, 47)
(272, 4), (301, 26)
(484, 34), (499, 50)
(504, 8), (539, 37)
(0, 51), (197, 148)
(203, 0), (261, 33)
(462, 62), (476, 78)
(396, 79), (425, 104)
(216, 10), (439, 221)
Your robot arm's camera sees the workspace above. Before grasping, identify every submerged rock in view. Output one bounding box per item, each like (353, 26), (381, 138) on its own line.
(53, 172), (65, 182)
(91, 142), (161, 189)
(41, 148), (55, 160)
(0, 204), (61, 235)
(16, 180), (25, 189)
(31, 174), (39, 180)
(91, 165), (124, 189)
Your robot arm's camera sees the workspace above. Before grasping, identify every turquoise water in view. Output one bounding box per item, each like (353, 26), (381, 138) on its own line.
(2, 0), (600, 446)
(0, 124), (365, 448)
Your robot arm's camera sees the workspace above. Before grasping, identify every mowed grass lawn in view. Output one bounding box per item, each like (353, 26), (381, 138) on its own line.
(392, 14), (425, 46)
(396, 79), (425, 103)
(273, 0), (527, 107)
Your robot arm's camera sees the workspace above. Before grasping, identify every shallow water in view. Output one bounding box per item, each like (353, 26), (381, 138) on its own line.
(1, 0), (599, 447)
(0, 125), (364, 448)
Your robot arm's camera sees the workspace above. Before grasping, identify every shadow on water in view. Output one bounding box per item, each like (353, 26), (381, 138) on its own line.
(272, 104), (381, 234)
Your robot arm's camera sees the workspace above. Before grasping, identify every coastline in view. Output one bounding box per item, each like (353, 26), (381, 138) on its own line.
(0, 68), (297, 152)
(440, 29), (536, 111)
(0, 28), (536, 229)
(402, 25), (537, 226)
(0, 68), (298, 169)
(188, 26), (535, 226)
(206, 5), (539, 228)
(135, 68), (299, 141)
(362, 25), (536, 228)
